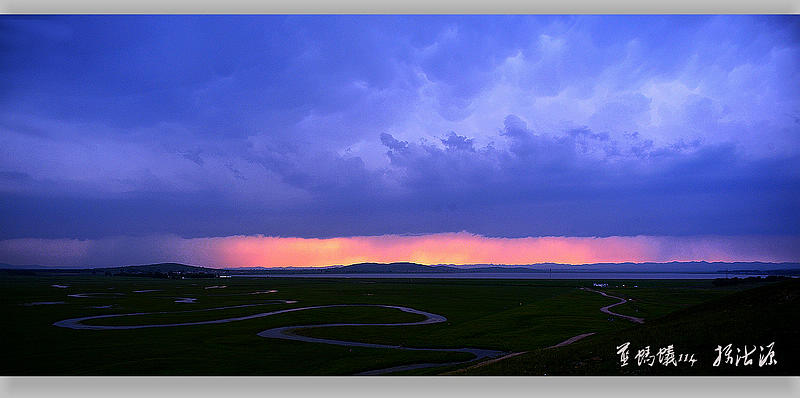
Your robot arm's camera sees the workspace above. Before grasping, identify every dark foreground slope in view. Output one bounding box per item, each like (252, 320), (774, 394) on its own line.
(461, 279), (800, 375)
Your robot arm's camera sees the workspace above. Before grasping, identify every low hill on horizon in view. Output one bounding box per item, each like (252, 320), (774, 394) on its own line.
(107, 262), (218, 274)
(0, 262), (221, 275)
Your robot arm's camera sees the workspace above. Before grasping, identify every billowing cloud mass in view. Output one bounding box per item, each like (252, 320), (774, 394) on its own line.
(1, 233), (798, 268)
(0, 15), (798, 265)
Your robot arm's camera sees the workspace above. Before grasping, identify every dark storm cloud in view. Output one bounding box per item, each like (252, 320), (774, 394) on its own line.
(372, 115), (800, 237)
(3, 116), (797, 240)
(441, 133), (476, 152)
(0, 15), (798, 241)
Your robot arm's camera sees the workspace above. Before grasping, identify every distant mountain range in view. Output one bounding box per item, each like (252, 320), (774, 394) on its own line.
(320, 262), (460, 273)
(225, 261), (800, 275)
(2, 261), (800, 275)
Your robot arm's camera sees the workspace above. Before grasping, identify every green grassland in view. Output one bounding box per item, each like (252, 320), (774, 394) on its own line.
(0, 274), (794, 375)
(459, 279), (800, 376)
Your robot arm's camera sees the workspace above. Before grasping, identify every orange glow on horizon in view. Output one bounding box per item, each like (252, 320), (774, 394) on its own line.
(1, 232), (797, 268)
(184, 232), (797, 268)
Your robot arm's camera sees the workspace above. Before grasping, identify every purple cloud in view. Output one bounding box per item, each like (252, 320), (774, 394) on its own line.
(0, 15), (797, 245)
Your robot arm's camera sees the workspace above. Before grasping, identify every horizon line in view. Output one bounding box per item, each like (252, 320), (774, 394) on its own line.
(4, 259), (800, 271)
(1, 233), (798, 268)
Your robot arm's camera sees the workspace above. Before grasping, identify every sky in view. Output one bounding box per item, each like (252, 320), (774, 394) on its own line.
(1, 15), (799, 267)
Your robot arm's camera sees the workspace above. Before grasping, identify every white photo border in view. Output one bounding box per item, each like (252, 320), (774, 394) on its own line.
(1, 2), (798, 398)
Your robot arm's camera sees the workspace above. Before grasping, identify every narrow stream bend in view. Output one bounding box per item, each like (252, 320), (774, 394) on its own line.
(52, 301), (507, 374)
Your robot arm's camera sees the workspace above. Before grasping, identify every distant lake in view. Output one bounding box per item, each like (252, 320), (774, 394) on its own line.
(230, 272), (771, 280)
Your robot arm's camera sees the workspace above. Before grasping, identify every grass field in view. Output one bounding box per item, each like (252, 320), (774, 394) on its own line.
(0, 273), (794, 375)
(459, 279), (800, 376)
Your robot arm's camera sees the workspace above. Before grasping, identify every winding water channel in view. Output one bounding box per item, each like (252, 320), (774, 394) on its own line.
(52, 299), (506, 374)
(52, 287), (641, 374)
(581, 287), (645, 324)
